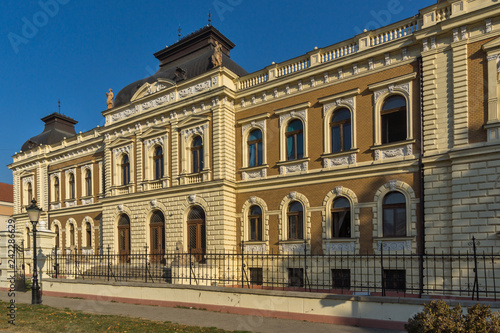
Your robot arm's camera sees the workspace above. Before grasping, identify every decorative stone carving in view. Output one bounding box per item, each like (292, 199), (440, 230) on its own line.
(431, 37), (436, 50)
(486, 19), (492, 33)
(289, 191), (297, 200)
(389, 180), (397, 191)
(385, 53), (391, 66)
(298, 80), (303, 91)
(211, 41), (223, 67)
(453, 28), (459, 42)
(108, 105), (141, 125)
(242, 168), (267, 180)
(323, 98), (354, 117)
(262, 92), (267, 101)
(285, 85), (290, 95)
(241, 98), (245, 108)
(113, 145), (132, 157)
(423, 39), (429, 52)
(310, 76), (316, 87)
(64, 168), (76, 177)
(368, 58), (374, 70)
(51, 203), (61, 210)
(324, 72), (329, 83)
(402, 48), (408, 61)
(353, 63), (358, 75)
(461, 26), (467, 40)
(338, 68), (343, 79)
(282, 243), (305, 253)
(326, 242), (354, 252)
(280, 161), (308, 175)
(334, 186), (343, 195)
(373, 82), (410, 105)
(242, 120), (265, 134)
(323, 153), (356, 168)
(279, 109), (307, 126)
(249, 196), (257, 204)
(274, 88), (279, 99)
(201, 102), (205, 111)
(150, 199), (157, 207)
(245, 244), (266, 253)
(181, 124), (207, 141)
(188, 194), (196, 203)
(66, 200), (76, 208)
(178, 79), (211, 99)
(117, 204), (124, 211)
(81, 198), (94, 205)
(378, 240), (411, 252)
(212, 76), (218, 86)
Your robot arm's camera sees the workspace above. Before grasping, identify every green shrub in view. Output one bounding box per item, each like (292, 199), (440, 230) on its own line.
(406, 300), (500, 333)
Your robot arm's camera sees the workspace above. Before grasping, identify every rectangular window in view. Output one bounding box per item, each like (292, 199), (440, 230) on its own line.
(249, 217), (262, 241)
(288, 268), (304, 287)
(250, 268), (263, 286)
(383, 269), (406, 292)
(332, 269), (350, 290)
(288, 215), (303, 240)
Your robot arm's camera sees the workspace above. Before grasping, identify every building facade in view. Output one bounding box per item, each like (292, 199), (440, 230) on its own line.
(8, 0), (500, 285)
(0, 183), (13, 230)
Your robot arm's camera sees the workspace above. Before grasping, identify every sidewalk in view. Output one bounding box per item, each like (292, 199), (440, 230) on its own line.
(0, 291), (405, 333)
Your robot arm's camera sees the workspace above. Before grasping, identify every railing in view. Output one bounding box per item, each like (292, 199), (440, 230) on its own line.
(43, 244), (500, 300)
(236, 16), (419, 92)
(150, 180), (163, 190)
(436, 4), (452, 23)
(185, 173), (202, 184)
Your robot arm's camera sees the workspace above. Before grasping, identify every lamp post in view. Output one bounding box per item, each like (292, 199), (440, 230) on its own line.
(26, 199), (42, 304)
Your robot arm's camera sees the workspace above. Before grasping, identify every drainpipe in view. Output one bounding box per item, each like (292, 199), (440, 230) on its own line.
(418, 56), (425, 298)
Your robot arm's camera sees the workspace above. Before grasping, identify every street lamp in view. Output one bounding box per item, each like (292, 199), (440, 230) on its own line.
(26, 199), (42, 304)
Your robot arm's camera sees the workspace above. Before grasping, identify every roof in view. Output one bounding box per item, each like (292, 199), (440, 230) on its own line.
(114, 26), (248, 108)
(21, 113), (78, 152)
(0, 183), (13, 203)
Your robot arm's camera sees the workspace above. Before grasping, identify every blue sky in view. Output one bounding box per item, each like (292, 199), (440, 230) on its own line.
(0, 0), (435, 184)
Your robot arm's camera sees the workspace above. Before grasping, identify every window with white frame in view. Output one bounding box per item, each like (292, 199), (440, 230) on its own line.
(276, 102), (309, 163)
(369, 73), (415, 146)
(53, 176), (60, 202)
(248, 129), (263, 167)
(382, 191), (406, 237)
(331, 197), (351, 238)
(68, 173), (75, 199)
(330, 109), (352, 153)
(153, 146), (164, 180)
(287, 201), (304, 240)
(122, 155), (130, 185)
(191, 136), (204, 173)
(179, 123), (210, 177)
(239, 115), (268, 171)
(85, 169), (92, 196)
(248, 205), (263, 241)
(285, 120), (304, 161)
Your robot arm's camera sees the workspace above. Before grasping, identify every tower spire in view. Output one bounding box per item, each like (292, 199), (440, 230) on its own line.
(208, 9), (212, 26)
(178, 24), (181, 41)
(58, 99), (61, 114)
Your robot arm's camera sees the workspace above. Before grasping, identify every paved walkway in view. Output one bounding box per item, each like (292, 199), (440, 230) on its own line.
(0, 291), (405, 333)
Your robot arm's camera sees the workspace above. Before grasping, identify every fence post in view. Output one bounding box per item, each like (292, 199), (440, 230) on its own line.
(472, 236), (479, 301)
(189, 246), (192, 285)
(107, 246), (111, 282)
(381, 244), (385, 297)
(144, 245), (148, 283)
(54, 246), (58, 279)
(241, 241), (244, 289)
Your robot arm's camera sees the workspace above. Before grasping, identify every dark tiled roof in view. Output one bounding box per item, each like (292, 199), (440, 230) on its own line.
(21, 113), (77, 152)
(0, 183), (13, 203)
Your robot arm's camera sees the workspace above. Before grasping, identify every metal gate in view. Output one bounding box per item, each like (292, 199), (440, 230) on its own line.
(14, 240), (26, 292)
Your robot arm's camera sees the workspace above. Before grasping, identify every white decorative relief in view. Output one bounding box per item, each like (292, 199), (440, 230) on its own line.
(50, 203), (61, 210)
(431, 37), (436, 49)
(368, 58), (374, 70)
(280, 161), (308, 175)
(334, 186), (343, 195)
(64, 168), (76, 177)
(181, 124), (208, 141)
(338, 68), (343, 79)
(486, 19), (492, 33)
(66, 200), (77, 208)
(188, 194), (196, 203)
(373, 82), (410, 105)
(178, 79), (211, 99)
(310, 76), (316, 87)
(279, 109), (307, 126)
(150, 199), (157, 207)
(453, 28), (459, 42)
(211, 76), (218, 86)
(81, 198), (94, 205)
(353, 63), (358, 75)
(113, 145), (132, 157)
(326, 242), (355, 252)
(423, 39), (429, 52)
(298, 80), (303, 91)
(142, 94), (173, 111)
(241, 98), (245, 108)
(385, 53), (391, 66)
(282, 243), (305, 253)
(402, 48), (408, 61)
(242, 120), (265, 134)
(323, 153), (356, 168)
(262, 92), (267, 101)
(389, 179), (397, 191)
(285, 85), (290, 95)
(242, 168), (267, 180)
(323, 97), (354, 117)
(324, 72), (329, 83)
(274, 88), (279, 98)
(378, 240), (411, 252)
(245, 244), (266, 253)
(461, 26), (467, 40)
(117, 204), (124, 211)
(375, 144), (413, 161)
(108, 105), (141, 125)
(50, 172), (61, 182)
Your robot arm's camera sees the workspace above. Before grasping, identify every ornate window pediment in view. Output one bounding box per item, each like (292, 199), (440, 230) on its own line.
(130, 79), (175, 102)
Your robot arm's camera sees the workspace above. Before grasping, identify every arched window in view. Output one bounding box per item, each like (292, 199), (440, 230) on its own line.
(383, 192), (406, 237)
(69, 224), (75, 247)
(69, 173), (75, 199)
(248, 205), (263, 241)
(191, 136), (204, 173)
(248, 129), (263, 167)
(187, 206), (206, 262)
(331, 108), (351, 153)
(153, 146), (164, 180)
(287, 201), (304, 240)
(54, 177), (60, 202)
(85, 222), (92, 248)
(55, 225), (60, 248)
(332, 197), (351, 238)
(85, 170), (92, 196)
(150, 211), (165, 262)
(286, 120), (304, 161)
(118, 214), (131, 262)
(122, 155), (130, 185)
(27, 183), (33, 203)
(381, 95), (407, 144)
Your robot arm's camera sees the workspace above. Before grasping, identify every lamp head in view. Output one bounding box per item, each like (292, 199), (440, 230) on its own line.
(26, 199), (42, 223)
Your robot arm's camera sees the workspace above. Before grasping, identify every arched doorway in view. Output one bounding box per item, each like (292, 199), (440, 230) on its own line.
(118, 214), (131, 263)
(150, 210), (165, 263)
(187, 206), (206, 262)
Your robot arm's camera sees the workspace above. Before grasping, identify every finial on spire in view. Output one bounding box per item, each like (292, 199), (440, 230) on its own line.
(58, 99), (61, 114)
(178, 24), (181, 41)
(208, 9), (212, 26)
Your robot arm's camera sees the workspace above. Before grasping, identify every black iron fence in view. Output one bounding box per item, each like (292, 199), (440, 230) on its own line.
(38, 242), (500, 301)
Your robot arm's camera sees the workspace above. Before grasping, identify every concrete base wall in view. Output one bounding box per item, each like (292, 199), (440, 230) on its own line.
(38, 279), (500, 330)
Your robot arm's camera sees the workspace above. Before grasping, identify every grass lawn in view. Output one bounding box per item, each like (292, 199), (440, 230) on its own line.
(0, 301), (247, 333)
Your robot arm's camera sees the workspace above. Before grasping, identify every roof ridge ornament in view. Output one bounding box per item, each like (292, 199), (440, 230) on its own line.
(208, 9), (212, 26)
